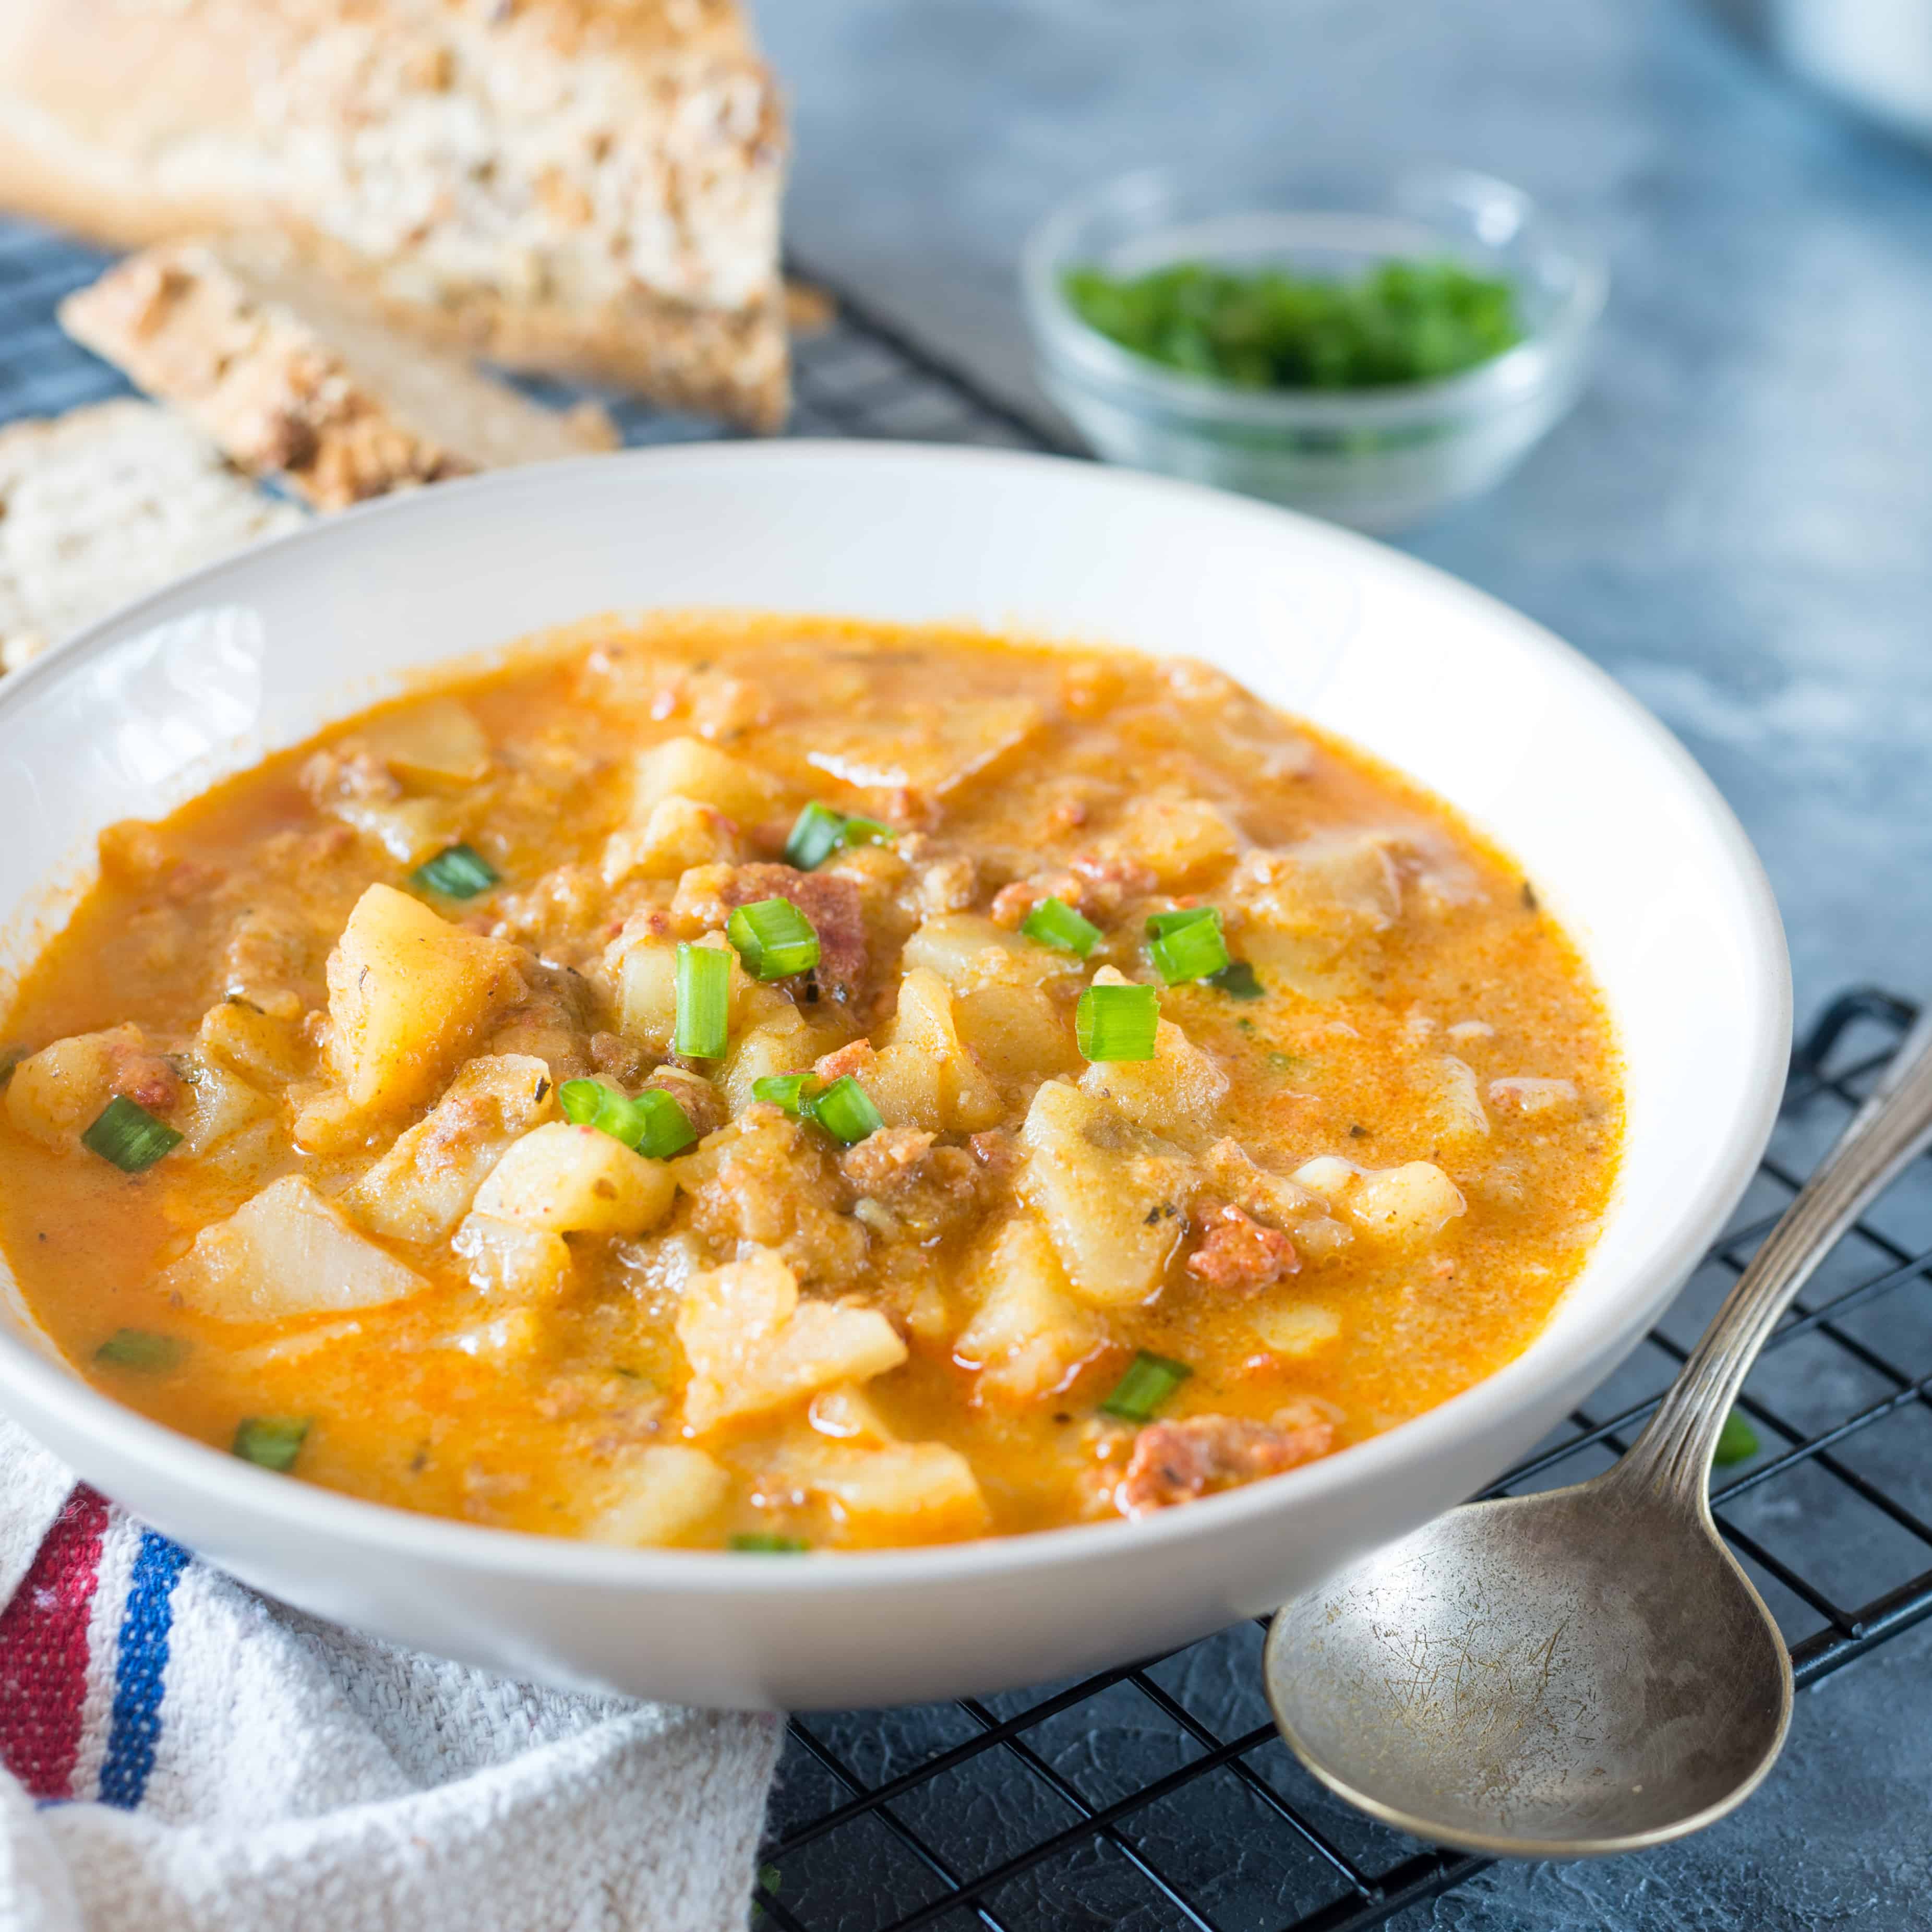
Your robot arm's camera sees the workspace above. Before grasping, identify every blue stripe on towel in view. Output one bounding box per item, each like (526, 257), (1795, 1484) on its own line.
(98, 1531), (189, 1809)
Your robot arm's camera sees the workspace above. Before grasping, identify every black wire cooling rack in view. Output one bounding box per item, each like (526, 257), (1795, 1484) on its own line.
(4, 217), (1931, 1932)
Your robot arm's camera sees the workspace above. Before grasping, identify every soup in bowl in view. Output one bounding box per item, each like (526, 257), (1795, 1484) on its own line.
(0, 447), (1785, 1705)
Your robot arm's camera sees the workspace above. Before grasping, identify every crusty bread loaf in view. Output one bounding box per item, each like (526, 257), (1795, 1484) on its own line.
(0, 0), (789, 428)
(62, 234), (619, 511)
(0, 400), (306, 674)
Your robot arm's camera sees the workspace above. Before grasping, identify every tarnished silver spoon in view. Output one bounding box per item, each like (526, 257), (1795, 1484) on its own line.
(1265, 1009), (1932, 1858)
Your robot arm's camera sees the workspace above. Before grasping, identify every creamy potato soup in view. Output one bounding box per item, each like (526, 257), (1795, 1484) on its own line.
(0, 615), (1619, 1552)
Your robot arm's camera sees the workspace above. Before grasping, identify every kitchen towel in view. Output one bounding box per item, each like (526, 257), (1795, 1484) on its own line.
(0, 1417), (783, 1932)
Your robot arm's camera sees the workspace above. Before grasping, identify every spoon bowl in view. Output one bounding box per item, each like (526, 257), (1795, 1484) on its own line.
(1265, 1007), (1932, 1856)
(1265, 1473), (1790, 1855)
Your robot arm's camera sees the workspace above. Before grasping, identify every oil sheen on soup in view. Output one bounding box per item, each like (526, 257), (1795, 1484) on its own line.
(0, 616), (1621, 1552)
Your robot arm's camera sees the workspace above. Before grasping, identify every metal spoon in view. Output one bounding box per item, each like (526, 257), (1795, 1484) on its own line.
(1264, 1009), (1932, 1858)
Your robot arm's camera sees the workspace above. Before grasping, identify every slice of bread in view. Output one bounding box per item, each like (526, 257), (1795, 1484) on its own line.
(61, 234), (619, 512)
(0, 0), (789, 429)
(0, 400), (306, 675)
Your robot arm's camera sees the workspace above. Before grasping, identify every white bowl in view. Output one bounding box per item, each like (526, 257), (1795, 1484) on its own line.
(0, 444), (1789, 1710)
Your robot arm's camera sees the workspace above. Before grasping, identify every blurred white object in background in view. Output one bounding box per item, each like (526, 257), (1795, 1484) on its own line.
(1718, 0), (1932, 148)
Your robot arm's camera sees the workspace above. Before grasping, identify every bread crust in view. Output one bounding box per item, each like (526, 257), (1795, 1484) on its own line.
(61, 236), (625, 510)
(0, 0), (789, 427)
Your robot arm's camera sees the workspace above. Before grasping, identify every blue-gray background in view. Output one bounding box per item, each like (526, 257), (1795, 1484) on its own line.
(751, 1), (1932, 1924)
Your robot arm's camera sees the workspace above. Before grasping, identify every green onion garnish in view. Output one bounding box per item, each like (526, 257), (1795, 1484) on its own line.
(1713, 1410), (1760, 1467)
(782, 801), (895, 870)
(752, 1073), (821, 1118)
(1099, 1350), (1193, 1423)
(1146, 906), (1230, 984)
(0, 1046), (23, 1089)
(1207, 960), (1265, 1000)
(727, 897), (821, 980)
(234, 1416), (310, 1472)
(559, 1078), (695, 1158)
(1021, 896), (1101, 957)
(809, 1074), (884, 1144)
(675, 944), (730, 1059)
(413, 843), (499, 898)
(94, 1328), (188, 1372)
(80, 1095), (183, 1173)
(1076, 982), (1160, 1062)
(730, 1532), (810, 1553)
(558, 1078), (606, 1126)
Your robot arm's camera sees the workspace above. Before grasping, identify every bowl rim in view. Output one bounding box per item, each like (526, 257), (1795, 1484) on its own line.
(1021, 160), (1610, 429)
(0, 438), (1790, 1598)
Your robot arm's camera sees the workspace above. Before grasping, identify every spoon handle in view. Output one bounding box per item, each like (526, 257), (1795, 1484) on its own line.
(1618, 1006), (1932, 1508)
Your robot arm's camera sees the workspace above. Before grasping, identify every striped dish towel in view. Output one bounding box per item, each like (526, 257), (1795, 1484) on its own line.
(0, 1418), (783, 1931)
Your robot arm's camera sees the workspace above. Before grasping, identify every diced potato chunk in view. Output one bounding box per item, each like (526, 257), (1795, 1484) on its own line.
(1112, 793), (1240, 886)
(197, 999), (307, 1084)
(629, 736), (780, 825)
(451, 1210), (572, 1299)
(808, 1384), (897, 1445)
(1351, 1162), (1466, 1243)
(723, 1007), (817, 1115)
(586, 1446), (730, 1547)
(611, 929), (754, 1055)
(1249, 1297), (1343, 1357)
(601, 795), (741, 887)
(325, 884), (525, 1113)
(329, 794), (467, 867)
(159, 1176), (424, 1320)
(1018, 1081), (1186, 1309)
(954, 984), (1078, 1086)
(794, 699), (1042, 800)
(902, 913), (1079, 993)
(351, 697), (491, 788)
(867, 968), (1001, 1134)
(1294, 1156), (1465, 1247)
(1079, 1009), (1228, 1146)
(5, 1026), (139, 1150)
(347, 1054), (555, 1242)
(678, 1246), (907, 1434)
(472, 1121), (676, 1235)
(787, 1440), (990, 1539)
(1431, 1055), (1490, 1141)
(955, 1215), (1105, 1402)
(173, 1054), (272, 1156)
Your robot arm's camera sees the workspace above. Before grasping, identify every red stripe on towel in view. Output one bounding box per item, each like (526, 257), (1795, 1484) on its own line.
(0, 1484), (110, 1799)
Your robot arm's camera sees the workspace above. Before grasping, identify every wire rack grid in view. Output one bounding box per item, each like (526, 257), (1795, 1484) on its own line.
(4, 218), (1930, 1932)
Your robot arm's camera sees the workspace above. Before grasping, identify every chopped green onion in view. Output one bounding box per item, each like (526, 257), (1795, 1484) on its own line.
(1145, 906), (1220, 939)
(1099, 1350), (1193, 1423)
(80, 1095), (183, 1173)
(730, 1532), (809, 1553)
(782, 800), (895, 870)
(0, 1045), (23, 1088)
(752, 1073), (821, 1118)
(727, 897), (821, 979)
(1147, 906), (1230, 984)
(1713, 1410), (1760, 1467)
(94, 1328), (188, 1372)
(558, 1078), (697, 1158)
(809, 1074), (884, 1144)
(1021, 896), (1101, 957)
(783, 801), (848, 870)
(1076, 982), (1160, 1062)
(618, 1088), (698, 1159)
(1207, 960), (1265, 1000)
(234, 1416), (310, 1472)
(413, 843), (499, 898)
(558, 1077), (607, 1126)
(675, 944), (730, 1059)
(1267, 1050), (1302, 1072)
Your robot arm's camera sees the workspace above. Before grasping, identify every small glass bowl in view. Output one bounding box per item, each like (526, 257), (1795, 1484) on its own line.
(1022, 163), (1606, 533)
